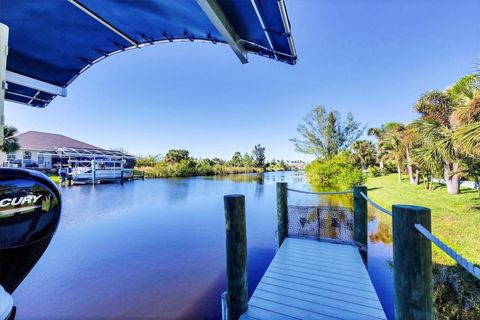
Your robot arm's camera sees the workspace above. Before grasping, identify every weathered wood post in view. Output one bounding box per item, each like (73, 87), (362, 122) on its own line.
(353, 186), (368, 248)
(393, 205), (432, 320)
(224, 194), (248, 320)
(276, 182), (288, 248)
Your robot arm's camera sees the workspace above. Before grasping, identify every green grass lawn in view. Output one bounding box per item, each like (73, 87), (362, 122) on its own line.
(366, 174), (480, 266)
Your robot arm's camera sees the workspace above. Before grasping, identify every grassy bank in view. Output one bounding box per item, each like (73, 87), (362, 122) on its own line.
(365, 174), (479, 266)
(366, 174), (480, 319)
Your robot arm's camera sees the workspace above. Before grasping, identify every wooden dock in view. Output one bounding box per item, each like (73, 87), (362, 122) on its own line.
(240, 237), (387, 320)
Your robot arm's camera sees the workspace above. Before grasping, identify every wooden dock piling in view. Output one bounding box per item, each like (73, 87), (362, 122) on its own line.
(393, 205), (432, 320)
(91, 159), (96, 184)
(224, 195), (248, 320)
(353, 186), (368, 248)
(276, 182), (288, 248)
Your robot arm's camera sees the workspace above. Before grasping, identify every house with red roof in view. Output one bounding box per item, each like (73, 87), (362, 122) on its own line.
(0, 131), (134, 171)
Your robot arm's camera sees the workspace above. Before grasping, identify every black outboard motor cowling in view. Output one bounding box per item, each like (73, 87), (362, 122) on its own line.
(0, 168), (61, 294)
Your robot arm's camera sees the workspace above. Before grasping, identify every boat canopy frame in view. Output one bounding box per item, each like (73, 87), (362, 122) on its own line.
(41, 147), (135, 161)
(0, 0), (297, 144)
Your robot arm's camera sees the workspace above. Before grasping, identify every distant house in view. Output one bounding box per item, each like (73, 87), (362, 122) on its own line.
(288, 160), (306, 170)
(0, 131), (134, 171)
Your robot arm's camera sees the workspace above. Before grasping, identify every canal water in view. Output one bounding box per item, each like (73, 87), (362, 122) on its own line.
(12, 171), (394, 319)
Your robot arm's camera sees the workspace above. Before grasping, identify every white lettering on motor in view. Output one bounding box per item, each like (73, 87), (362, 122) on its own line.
(0, 195), (43, 207)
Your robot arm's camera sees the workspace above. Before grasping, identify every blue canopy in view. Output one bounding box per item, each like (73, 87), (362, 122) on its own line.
(0, 0), (297, 108)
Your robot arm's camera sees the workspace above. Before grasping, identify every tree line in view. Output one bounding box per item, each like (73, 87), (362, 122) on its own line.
(136, 145), (295, 178)
(292, 72), (480, 194)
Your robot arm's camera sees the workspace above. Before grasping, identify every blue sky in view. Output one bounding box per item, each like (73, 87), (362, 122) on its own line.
(5, 0), (480, 161)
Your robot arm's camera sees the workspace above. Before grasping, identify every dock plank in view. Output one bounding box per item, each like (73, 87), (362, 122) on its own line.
(240, 238), (387, 320)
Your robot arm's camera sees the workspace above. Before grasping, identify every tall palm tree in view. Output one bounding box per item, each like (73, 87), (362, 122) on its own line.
(381, 123), (406, 182)
(413, 90), (460, 194)
(367, 126), (386, 171)
(0, 125), (20, 154)
(367, 122), (400, 171)
(450, 74), (480, 155)
(403, 123), (421, 184)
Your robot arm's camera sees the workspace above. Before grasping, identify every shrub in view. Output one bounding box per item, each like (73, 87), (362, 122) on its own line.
(306, 153), (366, 190)
(368, 166), (382, 177)
(382, 161), (397, 175)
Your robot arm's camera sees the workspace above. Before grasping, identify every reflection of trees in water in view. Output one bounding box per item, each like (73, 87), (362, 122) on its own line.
(255, 175), (264, 199)
(204, 174), (260, 183)
(369, 219), (392, 244)
(367, 205), (393, 244)
(320, 194), (353, 209)
(164, 179), (190, 202)
(433, 265), (480, 319)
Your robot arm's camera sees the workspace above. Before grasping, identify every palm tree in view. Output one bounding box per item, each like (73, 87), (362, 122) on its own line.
(1, 125), (20, 154)
(351, 140), (376, 171)
(367, 126), (386, 171)
(450, 74), (480, 156)
(413, 90), (460, 194)
(403, 123), (421, 184)
(381, 123), (406, 182)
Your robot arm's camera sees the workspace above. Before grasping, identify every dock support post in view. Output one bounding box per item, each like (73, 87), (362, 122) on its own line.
(393, 205), (432, 320)
(353, 186), (368, 248)
(224, 194), (248, 320)
(276, 182), (288, 248)
(91, 159), (96, 184)
(0, 23), (9, 145)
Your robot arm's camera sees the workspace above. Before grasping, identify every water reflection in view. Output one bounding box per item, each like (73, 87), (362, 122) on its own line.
(12, 171), (398, 320)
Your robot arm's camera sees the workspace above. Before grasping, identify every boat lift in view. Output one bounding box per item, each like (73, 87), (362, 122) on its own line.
(65, 159), (133, 185)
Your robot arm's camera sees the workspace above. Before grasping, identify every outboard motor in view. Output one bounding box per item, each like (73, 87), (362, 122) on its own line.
(0, 168), (61, 318)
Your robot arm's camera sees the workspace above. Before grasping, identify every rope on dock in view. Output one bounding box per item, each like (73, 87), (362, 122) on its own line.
(414, 224), (480, 280)
(318, 237), (368, 252)
(360, 192), (392, 216)
(287, 188), (353, 195)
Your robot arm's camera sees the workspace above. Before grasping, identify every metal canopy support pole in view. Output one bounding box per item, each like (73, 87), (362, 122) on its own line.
(196, 0), (248, 64)
(250, 0), (277, 60)
(0, 23), (9, 146)
(5, 71), (67, 97)
(68, 0), (138, 47)
(277, 0), (297, 60)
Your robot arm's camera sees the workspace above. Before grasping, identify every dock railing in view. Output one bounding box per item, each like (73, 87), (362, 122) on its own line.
(221, 182), (479, 320)
(359, 190), (480, 320)
(281, 184), (369, 248)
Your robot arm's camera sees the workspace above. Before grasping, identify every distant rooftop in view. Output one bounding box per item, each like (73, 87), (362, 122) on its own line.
(14, 131), (102, 151)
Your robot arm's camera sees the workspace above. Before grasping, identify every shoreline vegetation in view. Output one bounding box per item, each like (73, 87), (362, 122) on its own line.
(134, 147), (303, 179)
(137, 165), (266, 179)
(291, 72), (480, 318)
